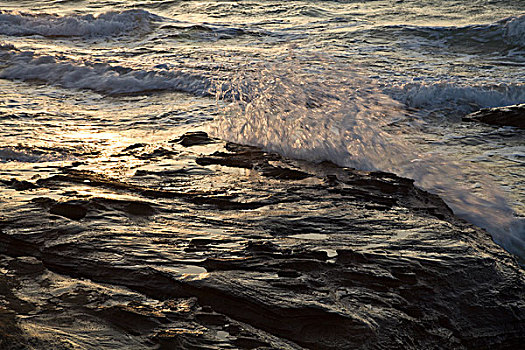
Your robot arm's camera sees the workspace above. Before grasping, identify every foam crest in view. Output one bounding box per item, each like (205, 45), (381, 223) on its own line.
(210, 57), (525, 261)
(0, 9), (159, 37)
(0, 46), (211, 96)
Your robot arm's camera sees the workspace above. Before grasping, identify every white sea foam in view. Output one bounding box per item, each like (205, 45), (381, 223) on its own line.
(0, 47), (211, 96)
(0, 9), (159, 37)
(210, 57), (525, 261)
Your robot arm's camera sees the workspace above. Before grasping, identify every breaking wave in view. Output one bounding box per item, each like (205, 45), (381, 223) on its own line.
(387, 82), (525, 116)
(0, 45), (211, 96)
(0, 9), (160, 37)
(210, 56), (525, 260)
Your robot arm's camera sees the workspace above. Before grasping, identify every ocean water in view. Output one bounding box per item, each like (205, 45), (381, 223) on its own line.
(0, 1), (524, 259)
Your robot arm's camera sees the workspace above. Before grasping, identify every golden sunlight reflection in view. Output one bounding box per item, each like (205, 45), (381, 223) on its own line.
(62, 126), (131, 162)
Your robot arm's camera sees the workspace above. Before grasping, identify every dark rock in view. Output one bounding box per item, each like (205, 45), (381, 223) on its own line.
(225, 323), (243, 336)
(233, 337), (270, 349)
(137, 147), (178, 159)
(171, 131), (216, 147)
(0, 308), (22, 350)
(246, 241), (280, 254)
(196, 143), (312, 180)
(49, 202), (87, 220)
(277, 270), (301, 278)
(125, 202), (156, 216)
(122, 143), (147, 152)
(195, 312), (227, 326)
(95, 305), (161, 335)
(196, 152), (255, 169)
(0, 178), (38, 191)
(188, 196), (266, 210)
(261, 166), (311, 180)
(134, 168), (194, 177)
(7, 256), (44, 275)
(1, 132), (524, 349)
(224, 142), (265, 154)
(463, 104), (525, 128)
(188, 238), (214, 247)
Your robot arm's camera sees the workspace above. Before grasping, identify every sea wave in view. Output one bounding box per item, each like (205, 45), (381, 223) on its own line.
(210, 57), (525, 260)
(0, 9), (160, 37)
(447, 14), (525, 47)
(387, 82), (525, 115)
(0, 46), (211, 96)
(372, 14), (525, 52)
(160, 23), (270, 41)
(0, 146), (63, 163)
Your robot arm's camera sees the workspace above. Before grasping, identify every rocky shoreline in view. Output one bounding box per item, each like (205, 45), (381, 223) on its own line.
(0, 132), (524, 349)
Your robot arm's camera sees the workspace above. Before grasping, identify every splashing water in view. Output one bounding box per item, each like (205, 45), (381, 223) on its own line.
(210, 55), (525, 261)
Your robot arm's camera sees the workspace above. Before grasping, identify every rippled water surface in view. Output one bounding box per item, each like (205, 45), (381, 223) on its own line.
(1, 1), (524, 257)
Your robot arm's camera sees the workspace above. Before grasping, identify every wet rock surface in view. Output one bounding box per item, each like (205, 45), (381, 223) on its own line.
(0, 132), (524, 349)
(171, 131), (218, 147)
(463, 104), (525, 129)
(0, 178), (38, 191)
(49, 202), (88, 220)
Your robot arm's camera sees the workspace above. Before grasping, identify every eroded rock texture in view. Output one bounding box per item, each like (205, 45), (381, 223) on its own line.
(0, 132), (523, 349)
